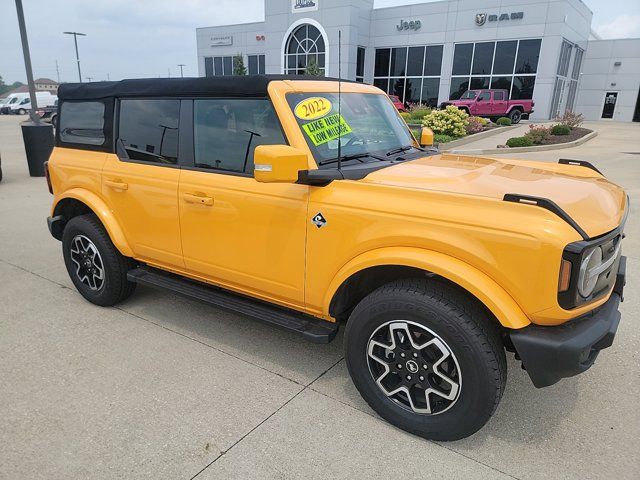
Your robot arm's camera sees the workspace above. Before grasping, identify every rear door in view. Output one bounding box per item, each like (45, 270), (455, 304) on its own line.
(492, 90), (508, 115)
(101, 98), (184, 268)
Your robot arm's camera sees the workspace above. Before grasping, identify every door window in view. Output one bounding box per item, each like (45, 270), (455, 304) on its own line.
(118, 99), (180, 164)
(493, 91), (504, 101)
(193, 99), (286, 174)
(478, 91), (491, 102)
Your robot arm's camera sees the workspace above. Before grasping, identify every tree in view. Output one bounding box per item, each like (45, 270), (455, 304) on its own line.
(304, 57), (322, 76)
(233, 54), (247, 75)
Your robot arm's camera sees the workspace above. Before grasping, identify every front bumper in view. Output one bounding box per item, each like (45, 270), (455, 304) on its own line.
(510, 256), (626, 388)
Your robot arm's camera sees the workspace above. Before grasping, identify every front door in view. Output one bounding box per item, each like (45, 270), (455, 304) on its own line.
(602, 92), (618, 119)
(178, 98), (308, 309)
(102, 98), (183, 268)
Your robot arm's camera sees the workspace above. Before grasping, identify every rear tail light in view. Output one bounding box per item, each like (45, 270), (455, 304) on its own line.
(44, 161), (53, 194)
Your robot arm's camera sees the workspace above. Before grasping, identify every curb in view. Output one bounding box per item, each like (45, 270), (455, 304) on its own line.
(446, 129), (597, 155)
(440, 125), (518, 150)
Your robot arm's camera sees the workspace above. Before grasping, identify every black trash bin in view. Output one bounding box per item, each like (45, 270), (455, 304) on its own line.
(21, 121), (54, 177)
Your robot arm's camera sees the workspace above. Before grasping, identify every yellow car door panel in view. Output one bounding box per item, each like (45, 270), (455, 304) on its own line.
(102, 98), (184, 268)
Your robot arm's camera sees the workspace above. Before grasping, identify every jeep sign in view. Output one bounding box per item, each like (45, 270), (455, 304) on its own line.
(396, 19), (422, 31)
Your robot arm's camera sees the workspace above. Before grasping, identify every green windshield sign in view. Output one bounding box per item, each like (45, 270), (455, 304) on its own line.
(301, 113), (352, 146)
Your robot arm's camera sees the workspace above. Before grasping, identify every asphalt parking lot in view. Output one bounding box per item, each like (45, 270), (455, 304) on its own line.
(0, 114), (638, 479)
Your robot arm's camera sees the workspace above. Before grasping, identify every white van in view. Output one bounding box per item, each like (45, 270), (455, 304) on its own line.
(9, 92), (57, 115)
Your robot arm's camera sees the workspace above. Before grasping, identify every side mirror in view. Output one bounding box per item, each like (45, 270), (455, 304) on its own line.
(254, 145), (309, 183)
(419, 127), (434, 147)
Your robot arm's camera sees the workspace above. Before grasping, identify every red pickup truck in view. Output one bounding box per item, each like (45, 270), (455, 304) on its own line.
(441, 89), (534, 124)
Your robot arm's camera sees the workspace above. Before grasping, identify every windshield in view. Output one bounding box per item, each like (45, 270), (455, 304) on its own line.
(459, 90), (477, 99)
(287, 92), (415, 166)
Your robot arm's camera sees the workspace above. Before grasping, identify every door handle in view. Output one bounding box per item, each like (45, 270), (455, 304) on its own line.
(105, 179), (128, 191)
(183, 192), (213, 206)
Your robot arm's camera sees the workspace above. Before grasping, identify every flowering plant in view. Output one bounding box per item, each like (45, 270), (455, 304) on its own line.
(422, 105), (469, 137)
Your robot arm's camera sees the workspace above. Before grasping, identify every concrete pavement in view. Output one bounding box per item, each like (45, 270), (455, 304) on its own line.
(0, 114), (638, 479)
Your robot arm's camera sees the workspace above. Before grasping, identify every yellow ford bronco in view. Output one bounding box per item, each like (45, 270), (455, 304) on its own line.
(46, 76), (627, 440)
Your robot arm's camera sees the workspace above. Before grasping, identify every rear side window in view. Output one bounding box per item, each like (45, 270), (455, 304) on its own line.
(118, 99), (180, 165)
(493, 91), (504, 100)
(59, 101), (106, 146)
(193, 99), (286, 174)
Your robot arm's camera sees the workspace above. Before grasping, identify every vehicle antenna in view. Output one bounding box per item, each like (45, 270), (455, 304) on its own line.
(337, 29), (342, 172)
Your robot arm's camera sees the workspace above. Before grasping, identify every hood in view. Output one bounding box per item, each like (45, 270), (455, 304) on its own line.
(362, 153), (627, 238)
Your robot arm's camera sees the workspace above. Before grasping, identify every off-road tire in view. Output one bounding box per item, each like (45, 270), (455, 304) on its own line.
(508, 108), (522, 124)
(344, 278), (507, 441)
(62, 214), (136, 306)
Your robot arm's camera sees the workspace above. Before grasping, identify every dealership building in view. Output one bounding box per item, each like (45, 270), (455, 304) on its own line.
(196, 0), (640, 122)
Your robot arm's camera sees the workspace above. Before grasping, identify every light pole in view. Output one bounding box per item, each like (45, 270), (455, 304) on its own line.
(177, 64), (185, 78)
(64, 31), (86, 82)
(15, 0), (39, 122)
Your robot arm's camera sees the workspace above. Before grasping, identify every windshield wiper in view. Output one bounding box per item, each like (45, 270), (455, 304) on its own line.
(319, 152), (387, 166)
(385, 145), (423, 156)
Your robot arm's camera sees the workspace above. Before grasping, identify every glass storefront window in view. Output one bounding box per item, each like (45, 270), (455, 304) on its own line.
(472, 42), (495, 75)
(449, 77), (470, 100)
(375, 48), (391, 77)
(515, 39), (541, 74)
(407, 47), (425, 76)
(493, 41), (517, 74)
(390, 47), (408, 76)
(421, 78), (440, 107)
(452, 43), (473, 75)
(512, 76), (536, 99)
(449, 38), (540, 100)
(470, 77), (490, 90)
(374, 43), (443, 106)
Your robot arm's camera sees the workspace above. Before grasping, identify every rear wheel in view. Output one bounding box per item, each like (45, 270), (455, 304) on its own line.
(344, 279), (506, 441)
(508, 109), (522, 124)
(62, 214), (136, 306)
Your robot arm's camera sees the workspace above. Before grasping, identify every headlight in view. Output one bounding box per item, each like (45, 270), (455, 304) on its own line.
(578, 246), (603, 298)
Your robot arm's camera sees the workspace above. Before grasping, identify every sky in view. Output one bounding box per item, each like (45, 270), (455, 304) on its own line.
(1, 0), (639, 84)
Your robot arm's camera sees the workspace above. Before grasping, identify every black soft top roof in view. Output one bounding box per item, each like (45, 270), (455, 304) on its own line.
(58, 75), (349, 101)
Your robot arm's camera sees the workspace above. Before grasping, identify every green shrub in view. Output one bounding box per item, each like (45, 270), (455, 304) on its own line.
(551, 124), (571, 135)
(524, 124), (551, 144)
(496, 117), (512, 126)
(422, 105), (469, 137)
(506, 136), (533, 148)
(434, 133), (456, 144)
(399, 111), (411, 121)
(407, 104), (432, 122)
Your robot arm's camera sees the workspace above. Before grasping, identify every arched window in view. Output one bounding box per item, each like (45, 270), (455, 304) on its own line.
(284, 24), (325, 75)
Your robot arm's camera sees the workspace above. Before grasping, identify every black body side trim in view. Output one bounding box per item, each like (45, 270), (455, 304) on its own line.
(503, 193), (589, 240)
(127, 266), (338, 343)
(558, 158), (603, 175)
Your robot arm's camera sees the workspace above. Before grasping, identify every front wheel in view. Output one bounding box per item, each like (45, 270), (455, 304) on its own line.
(17, 108), (26, 115)
(344, 279), (506, 441)
(508, 109), (522, 124)
(62, 214), (137, 306)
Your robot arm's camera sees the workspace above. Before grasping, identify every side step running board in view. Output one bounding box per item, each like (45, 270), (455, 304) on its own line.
(127, 267), (338, 344)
